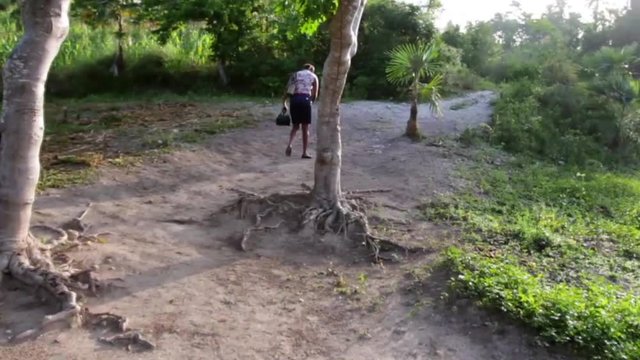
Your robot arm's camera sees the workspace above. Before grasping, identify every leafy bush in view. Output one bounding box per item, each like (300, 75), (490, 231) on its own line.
(446, 248), (640, 360)
(425, 158), (640, 359)
(47, 52), (220, 98)
(490, 73), (639, 165)
(441, 65), (492, 96)
(425, 160), (640, 290)
(487, 51), (541, 83)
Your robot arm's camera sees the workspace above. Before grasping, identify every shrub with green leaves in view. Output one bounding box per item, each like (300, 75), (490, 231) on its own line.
(446, 248), (640, 360)
(490, 69), (639, 164)
(427, 159), (640, 359)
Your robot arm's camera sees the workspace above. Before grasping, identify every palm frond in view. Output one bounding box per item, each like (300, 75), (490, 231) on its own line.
(585, 44), (639, 76)
(386, 41), (440, 87)
(419, 73), (444, 116)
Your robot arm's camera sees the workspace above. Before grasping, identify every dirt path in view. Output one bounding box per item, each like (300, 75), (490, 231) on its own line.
(1, 91), (575, 359)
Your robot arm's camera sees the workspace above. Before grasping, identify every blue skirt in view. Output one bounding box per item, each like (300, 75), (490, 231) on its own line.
(290, 94), (312, 125)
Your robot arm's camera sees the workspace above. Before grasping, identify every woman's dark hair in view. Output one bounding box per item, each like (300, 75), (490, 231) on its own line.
(303, 63), (315, 72)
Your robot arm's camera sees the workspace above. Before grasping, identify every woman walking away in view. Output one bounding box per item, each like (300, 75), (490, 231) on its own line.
(283, 64), (319, 159)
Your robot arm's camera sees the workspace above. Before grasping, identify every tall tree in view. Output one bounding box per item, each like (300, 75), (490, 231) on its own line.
(588, 0), (603, 28)
(0, 0), (78, 313)
(73, 0), (140, 76)
(312, 0), (366, 210)
(139, 0), (265, 85)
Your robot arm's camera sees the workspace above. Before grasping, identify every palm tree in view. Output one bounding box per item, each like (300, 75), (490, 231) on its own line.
(386, 41), (444, 139)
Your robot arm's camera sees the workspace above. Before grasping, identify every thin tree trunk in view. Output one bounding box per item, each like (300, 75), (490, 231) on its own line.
(313, 0), (367, 208)
(0, 0), (71, 275)
(217, 61), (229, 86)
(405, 99), (419, 139)
(405, 81), (420, 139)
(110, 13), (125, 76)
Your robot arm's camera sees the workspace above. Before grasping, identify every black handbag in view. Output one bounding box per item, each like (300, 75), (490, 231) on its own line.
(276, 107), (291, 126)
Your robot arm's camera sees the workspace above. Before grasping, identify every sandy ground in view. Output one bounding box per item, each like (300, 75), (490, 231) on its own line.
(0, 91), (577, 359)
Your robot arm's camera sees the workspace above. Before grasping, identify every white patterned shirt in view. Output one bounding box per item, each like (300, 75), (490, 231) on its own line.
(288, 69), (318, 96)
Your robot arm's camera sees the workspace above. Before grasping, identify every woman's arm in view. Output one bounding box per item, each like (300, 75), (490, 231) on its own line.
(312, 75), (319, 102)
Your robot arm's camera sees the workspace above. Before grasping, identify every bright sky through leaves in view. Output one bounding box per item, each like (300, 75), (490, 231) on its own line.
(403, 0), (629, 27)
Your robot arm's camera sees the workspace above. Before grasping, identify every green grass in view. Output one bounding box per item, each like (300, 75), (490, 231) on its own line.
(38, 168), (96, 192)
(0, 12), (213, 72)
(58, 92), (272, 104)
(141, 116), (258, 148)
(425, 158), (640, 359)
(32, 96), (260, 190)
(446, 248), (640, 359)
(194, 117), (256, 135)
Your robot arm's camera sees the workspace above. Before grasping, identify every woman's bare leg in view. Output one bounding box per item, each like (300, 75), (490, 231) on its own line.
(301, 123), (311, 158)
(287, 124), (300, 156)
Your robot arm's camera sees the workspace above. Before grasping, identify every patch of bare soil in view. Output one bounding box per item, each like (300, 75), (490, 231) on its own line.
(1, 91), (577, 359)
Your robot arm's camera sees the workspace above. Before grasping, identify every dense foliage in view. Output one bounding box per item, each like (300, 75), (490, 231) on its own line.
(0, 0), (444, 98)
(442, 1), (640, 164)
(430, 2), (640, 358)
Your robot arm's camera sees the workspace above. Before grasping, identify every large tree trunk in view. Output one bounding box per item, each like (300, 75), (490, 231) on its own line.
(0, 0), (71, 291)
(313, 0), (366, 208)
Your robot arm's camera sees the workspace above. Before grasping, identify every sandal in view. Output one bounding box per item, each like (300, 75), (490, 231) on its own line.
(286, 146), (292, 157)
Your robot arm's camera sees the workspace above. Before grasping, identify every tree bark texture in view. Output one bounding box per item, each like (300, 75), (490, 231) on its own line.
(405, 98), (419, 139)
(313, 0), (366, 208)
(0, 0), (71, 272)
(405, 79), (420, 139)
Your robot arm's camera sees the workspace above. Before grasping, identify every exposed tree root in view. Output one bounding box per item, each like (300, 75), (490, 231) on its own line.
(84, 310), (129, 332)
(86, 310), (155, 352)
(223, 188), (426, 262)
(240, 210), (284, 251)
(8, 244), (79, 312)
(3, 209), (153, 351)
(99, 331), (155, 352)
(303, 199), (424, 262)
(28, 225), (68, 250)
(69, 269), (99, 295)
